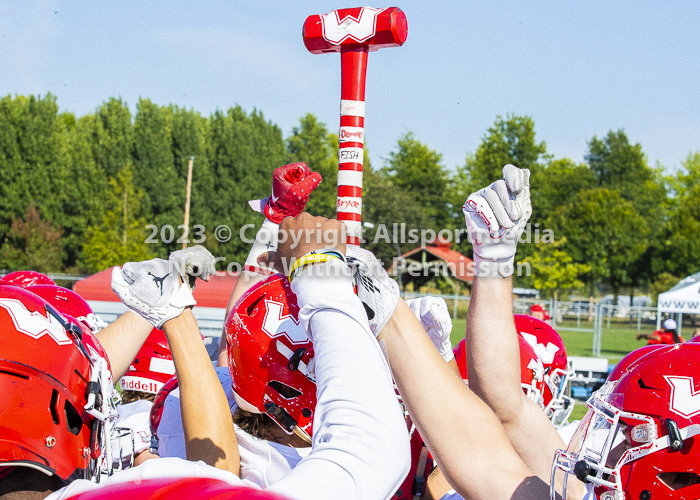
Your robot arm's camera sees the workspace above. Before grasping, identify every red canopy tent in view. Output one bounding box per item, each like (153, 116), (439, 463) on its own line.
(74, 268), (240, 309)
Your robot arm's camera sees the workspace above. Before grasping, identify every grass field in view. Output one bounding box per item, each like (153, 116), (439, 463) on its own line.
(449, 318), (651, 364)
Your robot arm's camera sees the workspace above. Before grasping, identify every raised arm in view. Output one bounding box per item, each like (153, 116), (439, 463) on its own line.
(461, 165), (580, 495)
(161, 309), (239, 472)
(218, 162), (323, 367)
(111, 252), (239, 474)
(466, 276), (565, 482)
(380, 299), (547, 500)
(98, 245), (216, 380)
(266, 214), (410, 500)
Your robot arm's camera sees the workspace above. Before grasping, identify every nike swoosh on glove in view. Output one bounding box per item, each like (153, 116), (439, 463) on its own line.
(463, 164), (531, 277)
(405, 297), (454, 362)
(169, 245), (217, 288)
(248, 162), (323, 224)
(111, 258), (196, 329)
(346, 246), (400, 337)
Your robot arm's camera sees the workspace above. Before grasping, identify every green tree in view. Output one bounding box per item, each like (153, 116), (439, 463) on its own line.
(672, 151), (700, 197)
(206, 106), (287, 264)
(82, 165), (155, 271)
(547, 188), (649, 297)
(1, 205), (63, 272)
(57, 113), (111, 269)
(362, 168), (433, 268)
(0, 94), (69, 259)
(520, 238), (591, 299)
(452, 115), (549, 259)
(171, 106), (216, 253)
(461, 115), (547, 193)
(649, 152), (700, 278)
(585, 130), (667, 291)
(586, 129), (667, 229)
(93, 97), (134, 179)
(650, 273), (682, 305)
(531, 158), (596, 224)
(132, 99), (180, 255)
(383, 132), (450, 225)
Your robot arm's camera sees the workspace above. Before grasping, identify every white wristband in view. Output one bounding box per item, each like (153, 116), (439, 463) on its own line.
(473, 255), (515, 278)
(244, 219), (278, 275)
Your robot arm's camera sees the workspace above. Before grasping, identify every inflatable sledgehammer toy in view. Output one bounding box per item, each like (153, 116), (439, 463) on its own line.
(303, 7), (408, 246)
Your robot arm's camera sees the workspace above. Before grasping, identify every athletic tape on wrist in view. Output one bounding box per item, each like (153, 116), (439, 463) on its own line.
(288, 250), (346, 282)
(244, 219), (279, 276)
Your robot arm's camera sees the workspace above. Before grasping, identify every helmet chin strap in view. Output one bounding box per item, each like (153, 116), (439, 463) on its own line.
(292, 426), (312, 445)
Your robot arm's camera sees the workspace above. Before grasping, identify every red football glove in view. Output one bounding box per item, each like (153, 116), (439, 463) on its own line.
(259, 162), (322, 224)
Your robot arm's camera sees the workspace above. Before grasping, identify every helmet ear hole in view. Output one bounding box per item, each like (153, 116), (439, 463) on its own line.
(64, 400), (83, 436)
(50, 389), (60, 425)
(658, 472), (700, 491)
(246, 293), (266, 317)
(268, 381), (302, 399)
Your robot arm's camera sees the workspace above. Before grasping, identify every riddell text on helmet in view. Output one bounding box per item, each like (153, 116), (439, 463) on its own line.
(120, 376), (163, 394)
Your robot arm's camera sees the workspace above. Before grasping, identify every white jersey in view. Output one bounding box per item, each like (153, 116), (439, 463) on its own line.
(53, 269), (410, 500)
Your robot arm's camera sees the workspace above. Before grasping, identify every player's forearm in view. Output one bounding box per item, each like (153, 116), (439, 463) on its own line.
(382, 300), (535, 500)
(162, 309), (239, 474)
(95, 311), (153, 380)
(467, 279), (571, 487)
(273, 266), (409, 500)
(465, 276), (526, 424)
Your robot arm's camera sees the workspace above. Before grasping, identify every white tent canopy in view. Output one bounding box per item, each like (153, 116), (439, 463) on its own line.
(657, 271), (700, 334)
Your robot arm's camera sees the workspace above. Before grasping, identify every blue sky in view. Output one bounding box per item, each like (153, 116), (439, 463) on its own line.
(1, 1), (698, 173)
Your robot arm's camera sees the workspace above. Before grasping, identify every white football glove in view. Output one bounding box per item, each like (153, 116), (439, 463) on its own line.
(463, 164), (531, 277)
(345, 246), (400, 337)
(405, 297), (454, 363)
(169, 245), (217, 286)
(111, 258), (196, 329)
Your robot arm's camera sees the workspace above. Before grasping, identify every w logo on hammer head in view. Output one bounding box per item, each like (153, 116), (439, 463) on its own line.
(320, 7), (385, 44)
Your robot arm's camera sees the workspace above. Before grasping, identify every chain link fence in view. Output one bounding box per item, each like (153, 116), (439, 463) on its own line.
(401, 292), (675, 361)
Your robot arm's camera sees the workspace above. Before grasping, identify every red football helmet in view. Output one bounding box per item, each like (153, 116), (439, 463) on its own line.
(2, 270), (56, 287)
(57, 476), (293, 499)
(120, 328), (175, 395)
(553, 343), (700, 500)
(28, 284), (108, 334)
(605, 345), (664, 388)
(226, 274), (315, 443)
(515, 314), (575, 427)
(452, 336), (546, 407)
(0, 285), (117, 482)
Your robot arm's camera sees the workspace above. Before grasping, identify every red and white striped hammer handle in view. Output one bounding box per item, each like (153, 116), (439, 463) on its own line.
(303, 7), (408, 246)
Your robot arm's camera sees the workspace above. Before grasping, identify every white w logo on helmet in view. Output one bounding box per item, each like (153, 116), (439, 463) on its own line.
(262, 299), (308, 345)
(0, 297), (71, 345)
(320, 7), (384, 44)
(665, 375), (700, 418)
(520, 332), (559, 365)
